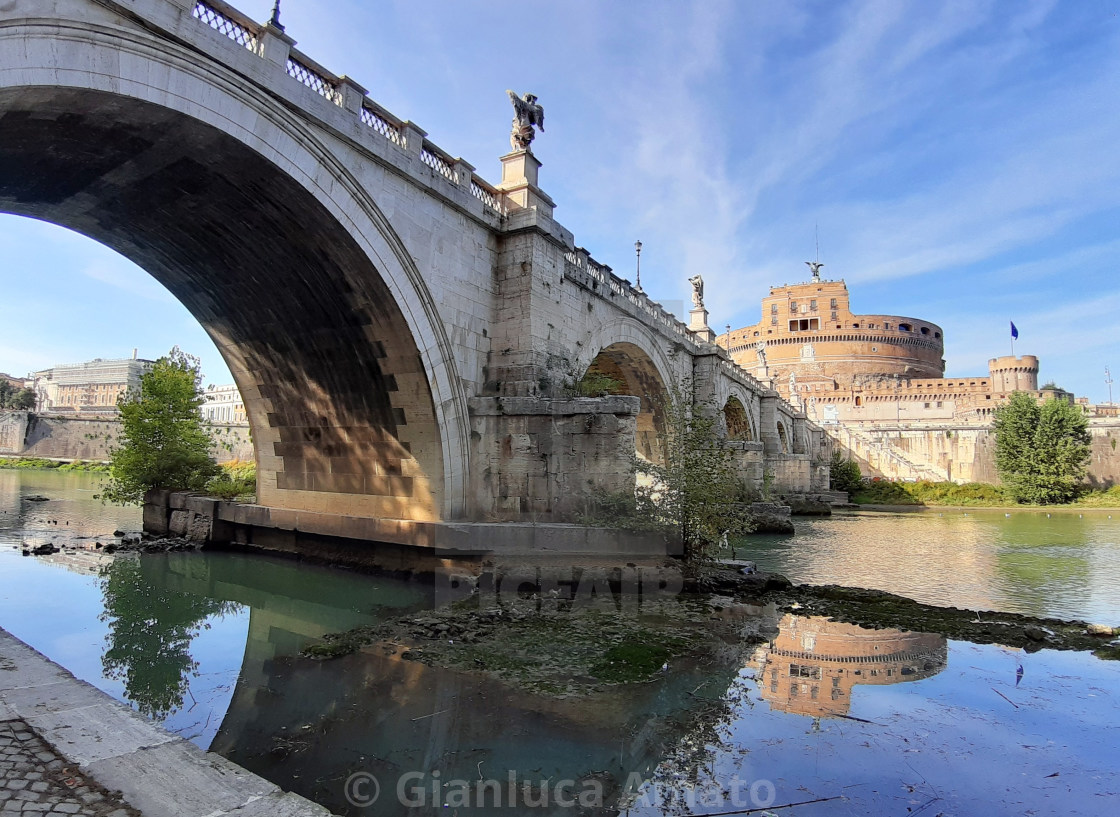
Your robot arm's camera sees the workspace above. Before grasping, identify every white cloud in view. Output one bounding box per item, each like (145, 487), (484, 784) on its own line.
(79, 260), (176, 303)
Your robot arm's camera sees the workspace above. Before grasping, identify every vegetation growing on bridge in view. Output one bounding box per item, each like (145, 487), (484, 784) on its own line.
(101, 348), (220, 505)
(578, 380), (752, 560)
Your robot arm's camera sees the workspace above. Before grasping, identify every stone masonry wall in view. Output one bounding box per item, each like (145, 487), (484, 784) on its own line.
(0, 412), (253, 463)
(467, 396), (640, 521)
(831, 419), (1120, 487)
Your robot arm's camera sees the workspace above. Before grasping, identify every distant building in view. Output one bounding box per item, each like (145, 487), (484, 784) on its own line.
(720, 273), (1057, 424)
(31, 353), (152, 415)
(201, 383), (247, 425)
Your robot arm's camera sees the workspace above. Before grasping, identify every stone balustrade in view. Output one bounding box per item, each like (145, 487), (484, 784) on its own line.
(192, 0), (505, 215)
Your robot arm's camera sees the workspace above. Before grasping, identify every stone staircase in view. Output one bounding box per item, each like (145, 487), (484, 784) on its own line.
(824, 425), (947, 482)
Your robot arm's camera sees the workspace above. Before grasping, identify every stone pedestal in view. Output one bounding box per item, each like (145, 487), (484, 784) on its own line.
(497, 150), (555, 216)
(689, 307), (715, 343)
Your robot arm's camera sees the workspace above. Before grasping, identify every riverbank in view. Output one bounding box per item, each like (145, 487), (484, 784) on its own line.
(849, 479), (1120, 509)
(0, 456), (107, 471)
(0, 627), (333, 817)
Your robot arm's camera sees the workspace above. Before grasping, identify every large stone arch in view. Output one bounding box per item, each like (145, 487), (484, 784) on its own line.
(722, 395), (754, 441)
(716, 380), (759, 442)
(576, 319), (677, 465)
(0, 8), (469, 520)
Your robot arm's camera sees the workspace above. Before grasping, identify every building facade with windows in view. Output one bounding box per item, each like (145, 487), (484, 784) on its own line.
(720, 274), (1044, 425)
(201, 383), (247, 425)
(31, 354), (152, 415)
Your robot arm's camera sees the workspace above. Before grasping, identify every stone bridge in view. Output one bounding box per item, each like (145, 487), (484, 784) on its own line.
(0, 0), (827, 538)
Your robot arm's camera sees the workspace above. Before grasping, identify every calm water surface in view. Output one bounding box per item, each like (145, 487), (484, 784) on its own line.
(735, 508), (1120, 625)
(2, 470), (1119, 815)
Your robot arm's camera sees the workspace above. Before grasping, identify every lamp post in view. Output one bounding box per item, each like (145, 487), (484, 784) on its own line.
(725, 324), (731, 351)
(269, 0), (284, 30)
(634, 240), (643, 293)
(1107, 366), (1114, 406)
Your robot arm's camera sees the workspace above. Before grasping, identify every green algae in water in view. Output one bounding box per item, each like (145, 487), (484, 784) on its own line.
(591, 640), (675, 682)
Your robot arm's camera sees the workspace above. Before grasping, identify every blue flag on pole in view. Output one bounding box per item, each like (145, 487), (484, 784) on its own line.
(1010, 321), (1019, 340)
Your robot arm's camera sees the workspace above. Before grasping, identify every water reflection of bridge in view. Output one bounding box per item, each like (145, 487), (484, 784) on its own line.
(148, 553), (735, 816)
(751, 614), (947, 718)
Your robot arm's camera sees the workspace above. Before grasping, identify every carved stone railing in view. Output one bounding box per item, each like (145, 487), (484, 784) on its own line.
(189, 1), (504, 217)
(562, 247), (776, 396)
(717, 356), (768, 394)
(285, 53), (340, 104)
(192, 0), (256, 50)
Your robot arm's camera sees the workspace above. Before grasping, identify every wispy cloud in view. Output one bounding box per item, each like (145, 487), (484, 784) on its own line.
(79, 260), (176, 304)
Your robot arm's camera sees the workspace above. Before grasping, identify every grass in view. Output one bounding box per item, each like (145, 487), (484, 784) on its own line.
(851, 480), (1006, 506)
(205, 459), (256, 501)
(0, 457), (109, 472)
(851, 479), (1120, 508)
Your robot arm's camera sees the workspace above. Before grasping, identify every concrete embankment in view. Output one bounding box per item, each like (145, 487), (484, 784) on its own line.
(0, 628), (335, 817)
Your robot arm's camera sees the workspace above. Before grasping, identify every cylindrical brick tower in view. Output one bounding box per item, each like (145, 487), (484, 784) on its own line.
(988, 355), (1039, 393)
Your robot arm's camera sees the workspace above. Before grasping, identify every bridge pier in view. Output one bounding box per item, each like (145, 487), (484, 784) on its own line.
(467, 396), (640, 521)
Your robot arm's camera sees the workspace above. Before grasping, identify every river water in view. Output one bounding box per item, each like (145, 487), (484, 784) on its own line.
(2, 470), (1119, 816)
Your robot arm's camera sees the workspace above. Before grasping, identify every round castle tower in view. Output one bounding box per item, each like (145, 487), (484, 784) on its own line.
(987, 356), (1039, 393)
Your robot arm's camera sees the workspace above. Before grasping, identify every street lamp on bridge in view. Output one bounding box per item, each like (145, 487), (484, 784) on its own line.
(634, 239), (643, 293)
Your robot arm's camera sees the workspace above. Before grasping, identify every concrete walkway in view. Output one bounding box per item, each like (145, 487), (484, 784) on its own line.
(0, 629), (334, 817)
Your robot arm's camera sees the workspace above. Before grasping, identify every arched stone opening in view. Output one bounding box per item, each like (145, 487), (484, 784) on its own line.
(723, 396), (754, 441)
(0, 85), (454, 521)
(776, 421), (790, 453)
(583, 343), (669, 465)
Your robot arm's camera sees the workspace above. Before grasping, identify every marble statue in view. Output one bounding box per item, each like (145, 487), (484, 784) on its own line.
(507, 90), (545, 150)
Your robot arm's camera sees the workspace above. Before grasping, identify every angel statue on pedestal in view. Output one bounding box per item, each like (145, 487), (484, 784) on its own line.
(507, 90), (545, 151)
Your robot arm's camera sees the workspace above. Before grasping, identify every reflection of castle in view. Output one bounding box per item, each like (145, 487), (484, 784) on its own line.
(751, 614), (946, 718)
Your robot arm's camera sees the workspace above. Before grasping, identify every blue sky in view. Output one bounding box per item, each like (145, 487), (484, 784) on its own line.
(2, 0), (1118, 401)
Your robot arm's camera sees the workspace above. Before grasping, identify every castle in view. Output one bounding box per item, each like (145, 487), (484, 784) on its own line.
(720, 269), (1051, 427)
(709, 266), (1120, 485)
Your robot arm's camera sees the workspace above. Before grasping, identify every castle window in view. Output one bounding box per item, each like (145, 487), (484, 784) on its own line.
(855, 396), (862, 406)
(934, 332), (941, 338)
(899, 323), (912, 332)
(789, 301), (798, 312)
(852, 323), (860, 329)
(771, 303), (778, 314)
(831, 311), (838, 321)
(830, 298), (837, 308)
(810, 299), (817, 310)
(924, 402), (931, 408)
(920, 327), (930, 335)
(789, 664), (821, 680)
(771, 316), (778, 325)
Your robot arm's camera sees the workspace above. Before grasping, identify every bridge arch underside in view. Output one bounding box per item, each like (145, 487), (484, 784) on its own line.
(0, 86), (449, 521)
(723, 395), (755, 441)
(584, 343), (668, 465)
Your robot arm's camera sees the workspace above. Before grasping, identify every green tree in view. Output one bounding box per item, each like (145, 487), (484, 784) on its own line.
(638, 382), (747, 560)
(993, 391), (1091, 504)
(101, 347), (220, 504)
(829, 449), (862, 494)
(0, 381), (34, 410)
